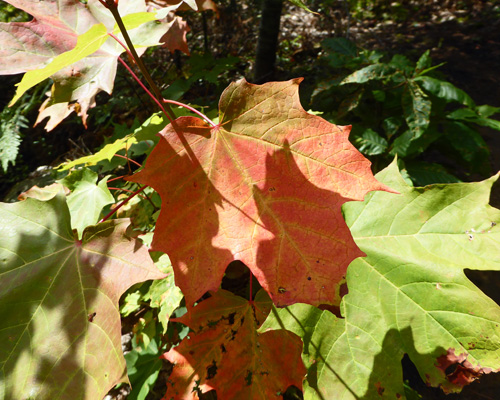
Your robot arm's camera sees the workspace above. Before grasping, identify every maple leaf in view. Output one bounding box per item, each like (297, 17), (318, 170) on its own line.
(261, 160), (500, 399)
(129, 78), (393, 307)
(0, 192), (165, 400)
(60, 168), (115, 238)
(0, 0), (173, 130)
(161, 14), (191, 55)
(161, 289), (305, 399)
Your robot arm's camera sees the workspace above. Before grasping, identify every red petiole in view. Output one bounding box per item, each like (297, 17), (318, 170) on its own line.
(100, 185), (148, 223)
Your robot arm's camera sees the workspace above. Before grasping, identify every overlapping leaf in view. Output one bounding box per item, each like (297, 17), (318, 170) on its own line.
(0, 193), (164, 400)
(261, 161), (500, 399)
(60, 168), (115, 237)
(129, 78), (393, 307)
(0, 0), (173, 129)
(56, 112), (167, 171)
(162, 290), (305, 399)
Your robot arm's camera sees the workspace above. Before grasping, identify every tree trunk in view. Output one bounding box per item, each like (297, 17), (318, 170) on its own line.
(253, 0), (284, 84)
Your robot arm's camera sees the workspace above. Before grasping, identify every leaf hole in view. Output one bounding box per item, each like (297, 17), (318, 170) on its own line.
(245, 370), (253, 386)
(206, 360), (217, 380)
(282, 385), (303, 399)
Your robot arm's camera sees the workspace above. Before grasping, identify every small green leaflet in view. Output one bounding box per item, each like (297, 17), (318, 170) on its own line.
(341, 63), (392, 84)
(60, 168), (114, 238)
(414, 75), (475, 107)
(402, 80), (431, 139)
(57, 112), (167, 171)
(125, 338), (163, 400)
(287, 0), (316, 13)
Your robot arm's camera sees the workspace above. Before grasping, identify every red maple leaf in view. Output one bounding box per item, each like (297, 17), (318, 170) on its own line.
(129, 79), (395, 307)
(161, 290), (305, 400)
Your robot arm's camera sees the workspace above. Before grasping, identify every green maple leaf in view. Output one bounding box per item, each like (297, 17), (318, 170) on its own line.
(60, 168), (115, 238)
(0, 192), (165, 400)
(261, 160), (500, 399)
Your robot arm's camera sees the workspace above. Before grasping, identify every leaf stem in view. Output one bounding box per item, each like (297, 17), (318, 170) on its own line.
(107, 175), (127, 183)
(113, 153), (142, 168)
(163, 99), (216, 127)
(115, 53), (215, 128)
(108, 187), (147, 199)
(116, 56), (173, 123)
(101, 0), (175, 120)
(100, 185), (148, 223)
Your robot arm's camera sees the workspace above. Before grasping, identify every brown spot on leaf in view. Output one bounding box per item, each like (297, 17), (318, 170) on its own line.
(374, 382), (384, 396)
(245, 370), (253, 386)
(206, 360), (217, 380)
(436, 348), (493, 393)
(88, 312), (96, 322)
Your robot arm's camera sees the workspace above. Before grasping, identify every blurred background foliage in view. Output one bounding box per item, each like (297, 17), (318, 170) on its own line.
(1, 0), (499, 200)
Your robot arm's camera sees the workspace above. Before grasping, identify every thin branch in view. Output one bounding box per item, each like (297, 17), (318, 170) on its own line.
(102, 0), (175, 120)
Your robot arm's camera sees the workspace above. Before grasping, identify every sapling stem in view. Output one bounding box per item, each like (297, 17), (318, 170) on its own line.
(99, 0), (175, 120)
(106, 15), (215, 128)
